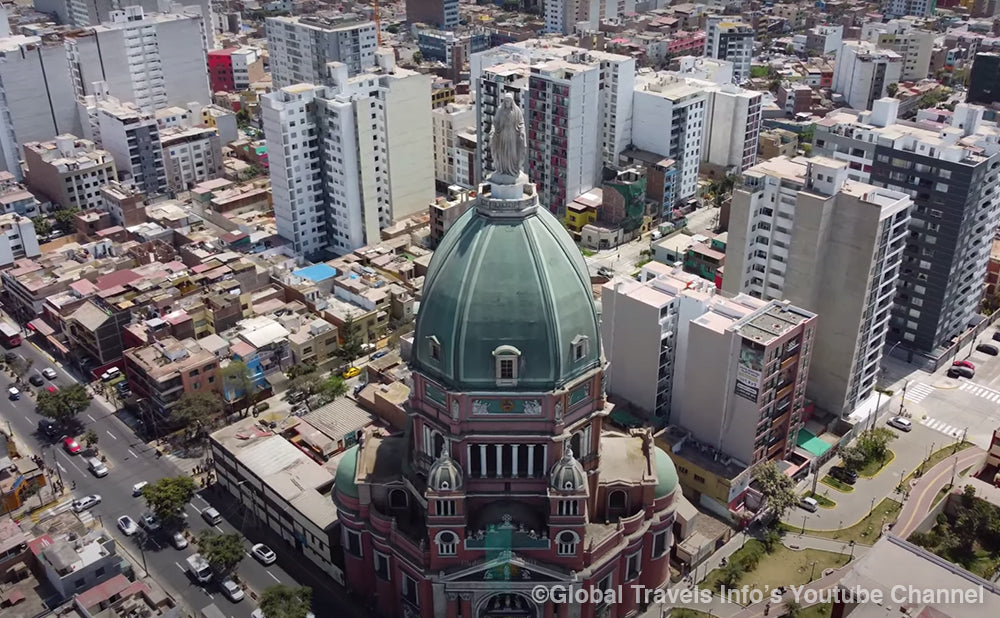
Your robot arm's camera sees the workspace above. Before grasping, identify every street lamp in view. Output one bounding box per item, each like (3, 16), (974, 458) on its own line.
(849, 541), (856, 560)
(869, 497), (876, 518)
(809, 561), (818, 582)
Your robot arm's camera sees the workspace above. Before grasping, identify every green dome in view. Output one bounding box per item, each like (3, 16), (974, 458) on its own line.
(654, 447), (679, 499)
(335, 445), (360, 499)
(412, 205), (601, 392)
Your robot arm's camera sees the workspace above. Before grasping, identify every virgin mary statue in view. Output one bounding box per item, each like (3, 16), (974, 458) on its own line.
(489, 94), (527, 178)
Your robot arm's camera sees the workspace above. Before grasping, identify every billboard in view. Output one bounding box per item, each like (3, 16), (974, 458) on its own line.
(735, 341), (764, 402)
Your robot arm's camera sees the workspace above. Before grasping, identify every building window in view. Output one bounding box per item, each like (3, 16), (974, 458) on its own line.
(374, 550), (390, 580)
(436, 499), (455, 516)
(571, 335), (589, 362)
(492, 345), (521, 386)
(626, 551), (641, 581)
(389, 489), (408, 509)
(557, 531), (579, 555)
(435, 531), (458, 556)
(344, 529), (362, 557)
(652, 530), (668, 558)
(558, 499), (579, 516)
(608, 489), (628, 512)
(401, 572), (418, 605)
(427, 335), (441, 362)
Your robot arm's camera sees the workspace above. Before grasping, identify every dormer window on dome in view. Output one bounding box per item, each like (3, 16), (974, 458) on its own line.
(571, 335), (590, 362)
(492, 345), (521, 387)
(426, 336), (442, 363)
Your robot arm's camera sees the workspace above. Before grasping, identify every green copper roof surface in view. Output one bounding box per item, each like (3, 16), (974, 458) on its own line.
(654, 447), (679, 499)
(412, 205), (601, 392)
(334, 445), (360, 499)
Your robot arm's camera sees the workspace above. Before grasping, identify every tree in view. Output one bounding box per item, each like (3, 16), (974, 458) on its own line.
(197, 530), (246, 575)
(336, 315), (364, 365)
(719, 561), (744, 588)
(287, 373), (324, 399)
(221, 360), (259, 416)
(838, 444), (866, 472)
(172, 391), (223, 429)
(856, 427), (897, 463)
(315, 375), (347, 405)
(141, 476), (198, 523)
(412, 50), (423, 64)
(53, 208), (80, 233)
(781, 600), (803, 618)
(286, 363), (317, 380)
(886, 82), (899, 98)
(753, 461), (798, 523)
(259, 585), (313, 618)
(33, 217), (52, 237)
(82, 429), (99, 451)
(36, 383), (92, 424)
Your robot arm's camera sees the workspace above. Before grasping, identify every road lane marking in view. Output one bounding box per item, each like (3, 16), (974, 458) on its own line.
(267, 571), (280, 583)
(189, 504), (203, 514)
(87, 414), (97, 422)
(214, 525), (223, 533)
(128, 448), (138, 458)
(59, 451), (84, 473)
(175, 562), (185, 572)
(24, 415), (31, 423)
(57, 462), (66, 472)
(106, 431), (117, 440)
(195, 495), (208, 506)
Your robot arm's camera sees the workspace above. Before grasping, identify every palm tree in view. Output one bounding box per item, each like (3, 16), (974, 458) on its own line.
(782, 600), (803, 618)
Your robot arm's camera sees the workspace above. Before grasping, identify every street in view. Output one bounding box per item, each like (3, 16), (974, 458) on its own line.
(0, 338), (335, 618)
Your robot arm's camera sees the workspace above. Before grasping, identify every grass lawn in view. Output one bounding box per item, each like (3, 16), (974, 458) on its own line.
(580, 248), (596, 257)
(670, 610), (713, 618)
(932, 484), (954, 508)
(857, 450), (895, 478)
(782, 498), (902, 545)
(804, 491), (837, 508)
(702, 541), (851, 591)
(820, 476), (855, 493)
(905, 443), (974, 484)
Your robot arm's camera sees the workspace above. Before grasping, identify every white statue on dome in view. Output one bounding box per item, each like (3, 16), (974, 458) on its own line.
(489, 94), (527, 179)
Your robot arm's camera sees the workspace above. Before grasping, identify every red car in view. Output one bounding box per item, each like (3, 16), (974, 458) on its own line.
(953, 360), (976, 371)
(45, 385), (58, 394)
(62, 437), (81, 454)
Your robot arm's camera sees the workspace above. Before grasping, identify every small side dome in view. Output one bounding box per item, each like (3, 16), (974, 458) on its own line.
(335, 445), (360, 499)
(428, 446), (463, 492)
(654, 447), (678, 499)
(549, 447), (586, 492)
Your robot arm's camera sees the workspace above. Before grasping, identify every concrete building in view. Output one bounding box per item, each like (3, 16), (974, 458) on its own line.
(805, 24), (844, 55)
(123, 336), (220, 421)
(429, 186), (475, 248)
(0, 172), (41, 217)
(544, 0), (592, 34)
(881, 0), (935, 17)
(406, 0), (459, 30)
(699, 82), (762, 172)
(0, 213), (40, 267)
(24, 135), (117, 211)
(35, 0), (211, 38)
(862, 20), (935, 82)
(159, 125), (223, 193)
(263, 52), (433, 257)
(632, 75), (706, 203)
(813, 99), (1000, 355)
(207, 47), (266, 93)
(832, 41), (903, 112)
(90, 96), (166, 197)
(65, 6), (211, 114)
(99, 181), (147, 227)
(722, 156), (912, 416)
(265, 14), (378, 88)
(704, 16), (754, 84)
(432, 102), (476, 187)
(30, 529), (122, 603)
(64, 297), (132, 366)
(968, 53), (1000, 106)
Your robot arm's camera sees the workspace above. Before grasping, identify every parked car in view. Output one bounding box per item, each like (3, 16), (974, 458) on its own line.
(202, 507), (222, 526)
(171, 531), (189, 550)
(342, 366), (361, 379)
(139, 513), (162, 532)
(71, 495), (102, 513)
(953, 360), (976, 370)
(28, 373), (43, 386)
(947, 366), (975, 379)
(117, 516), (139, 536)
(250, 543), (277, 565)
(597, 266), (614, 278)
(45, 385), (58, 394)
(132, 481), (148, 497)
(371, 349), (389, 360)
(40, 367), (57, 380)
(38, 419), (59, 437)
(101, 367), (121, 382)
(992, 331), (1000, 342)
(220, 578), (245, 602)
(799, 497), (819, 512)
(62, 437), (81, 454)
(888, 417), (913, 432)
(830, 466), (859, 484)
(8, 386), (19, 400)
(977, 343), (999, 356)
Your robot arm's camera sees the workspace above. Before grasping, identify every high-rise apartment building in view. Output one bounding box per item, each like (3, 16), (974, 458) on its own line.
(697, 81), (761, 172)
(35, 0), (211, 39)
(543, 0), (592, 34)
(432, 102), (476, 187)
(881, 0), (935, 17)
(24, 135), (117, 211)
(968, 53), (1000, 106)
(862, 19), (934, 82)
(263, 52), (433, 257)
(814, 99), (1000, 354)
(704, 17), (754, 84)
(207, 47), (266, 93)
(406, 0), (459, 30)
(65, 6), (211, 113)
(265, 15), (378, 88)
(632, 74), (705, 203)
(475, 64), (530, 179)
(157, 121), (223, 194)
(723, 156), (912, 416)
(86, 96), (166, 197)
(831, 41), (903, 112)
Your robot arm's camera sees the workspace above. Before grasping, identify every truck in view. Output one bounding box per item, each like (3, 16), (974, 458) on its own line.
(186, 553), (213, 584)
(0, 321), (21, 348)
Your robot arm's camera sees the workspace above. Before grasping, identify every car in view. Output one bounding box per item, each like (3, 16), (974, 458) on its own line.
(947, 366), (975, 379)
(132, 481), (148, 497)
(41, 367), (57, 380)
(100, 367), (121, 382)
(250, 543), (277, 565)
(28, 373), (43, 386)
(371, 349), (389, 360)
(117, 516), (139, 536)
(170, 531), (189, 550)
(799, 497), (819, 512)
(8, 386), (19, 400)
(992, 331), (1000, 343)
(597, 266), (614, 278)
(830, 466), (858, 485)
(888, 416), (913, 432)
(71, 495), (102, 513)
(977, 343), (999, 356)
(38, 419), (59, 437)
(139, 513), (162, 532)
(220, 578), (245, 602)
(342, 366), (361, 379)
(62, 437), (81, 454)
(202, 507), (222, 525)
(953, 360), (976, 370)
(45, 385), (57, 394)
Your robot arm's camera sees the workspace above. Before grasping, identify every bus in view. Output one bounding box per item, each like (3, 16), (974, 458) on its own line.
(0, 322), (20, 348)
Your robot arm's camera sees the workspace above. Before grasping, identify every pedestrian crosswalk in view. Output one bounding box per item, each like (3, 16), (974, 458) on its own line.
(957, 382), (1000, 403)
(904, 382), (936, 404)
(921, 417), (965, 437)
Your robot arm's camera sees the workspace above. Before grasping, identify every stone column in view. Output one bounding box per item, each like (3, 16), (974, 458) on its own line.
(446, 593), (459, 618)
(460, 593), (474, 618)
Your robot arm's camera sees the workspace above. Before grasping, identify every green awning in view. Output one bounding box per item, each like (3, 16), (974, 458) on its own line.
(797, 428), (832, 457)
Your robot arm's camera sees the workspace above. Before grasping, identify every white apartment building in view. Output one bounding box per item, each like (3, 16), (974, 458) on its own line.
(90, 96), (166, 197)
(881, 0), (935, 17)
(432, 102), (476, 187)
(159, 125), (223, 193)
(66, 6), (211, 113)
(23, 135), (117, 211)
(704, 17), (754, 84)
(0, 213), (40, 266)
(722, 156), (912, 416)
(263, 51), (433, 257)
(544, 0), (591, 34)
(632, 75), (706, 202)
(698, 82), (762, 172)
(37, 0), (212, 42)
(266, 14), (378, 88)
(862, 20), (935, 82)
(832, 41), (903, 112)
(230, 48), (262, 90)
(454, 129), (477, 189)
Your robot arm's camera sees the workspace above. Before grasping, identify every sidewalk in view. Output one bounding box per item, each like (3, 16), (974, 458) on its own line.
(894, 446), (984, 538)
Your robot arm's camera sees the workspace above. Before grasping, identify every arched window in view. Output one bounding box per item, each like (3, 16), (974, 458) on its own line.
(389, 489), (408, 509)
(493, 345), (521, 386)
(608, 489), (628, 518)
(570, 432), (582, 457)
(432, 433), (446, 458)
(435, 530), (458, 556)
(557, 531), (579, 556)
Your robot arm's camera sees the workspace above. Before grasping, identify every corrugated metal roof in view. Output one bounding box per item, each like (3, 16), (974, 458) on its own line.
(302, 397), (376, 442)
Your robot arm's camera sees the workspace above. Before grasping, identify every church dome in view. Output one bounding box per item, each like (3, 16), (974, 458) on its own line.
(653, 447), (679, 499)
(411, 204), (601, 392)
(427, 448), (463, 492)
(334, 445), (360, 499)
(548, 448), (586, 492)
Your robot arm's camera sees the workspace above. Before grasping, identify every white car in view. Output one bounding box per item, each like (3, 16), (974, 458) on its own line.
(887, 417), (913, 432)
(41, 367), (57, 380)
(7, 386), (19, 400)
(250, 543), (277, 565)
(132, 481), (148, 497)
(220, 578), (245, 602)
(117, 516), (139, 536)
(71, 495), (102, 513)
(171, 531), (189, 550)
